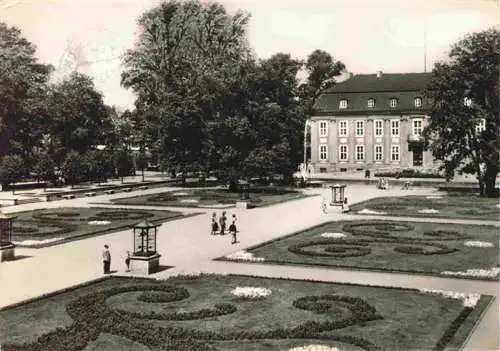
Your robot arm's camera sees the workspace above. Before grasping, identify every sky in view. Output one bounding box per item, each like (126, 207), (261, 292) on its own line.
(1, 0), (498, 110)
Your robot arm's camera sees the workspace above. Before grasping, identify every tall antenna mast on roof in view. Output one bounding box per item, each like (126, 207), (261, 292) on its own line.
(423, 21), (427, 73)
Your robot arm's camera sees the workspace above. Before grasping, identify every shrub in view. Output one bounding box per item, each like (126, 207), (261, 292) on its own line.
(137, 287), (189, 303)
(394, 244), (458, 255)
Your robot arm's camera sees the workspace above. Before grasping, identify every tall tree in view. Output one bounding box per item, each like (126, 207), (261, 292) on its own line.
(121, 0), (254, 174)
(0, 23), (52, 161)
(46, 72), (109, 164)
(424, 28), (499, 197)
(299, 49), (346, 115)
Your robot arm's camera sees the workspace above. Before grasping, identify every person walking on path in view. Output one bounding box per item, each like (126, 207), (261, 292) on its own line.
(211, 212), (219, 235)
(229, 214), (238, 244)
(102, 245), (111, 274)
(321, 196), (327, 214)
(219, 211), (227, 235)
(125, 251), (131, 272)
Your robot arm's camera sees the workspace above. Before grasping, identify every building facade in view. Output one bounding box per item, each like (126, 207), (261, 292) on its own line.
(308, 71), (437, 173)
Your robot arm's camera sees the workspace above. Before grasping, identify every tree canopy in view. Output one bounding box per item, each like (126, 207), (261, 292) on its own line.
(424, 28), (499, 197)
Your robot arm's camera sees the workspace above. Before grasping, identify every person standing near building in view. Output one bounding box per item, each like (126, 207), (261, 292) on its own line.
(102, 245), (111, 274)
(125, 251), (131, 272)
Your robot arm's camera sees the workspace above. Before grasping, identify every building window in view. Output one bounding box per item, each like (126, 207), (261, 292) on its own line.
(319, 121), (328, 136)
(319, 144), (328, 161)
(339, 99), (348, 109)
(391, 145), (400, 161)
(475, 118), (486, 133)
(390, 98), (398, 108)
(356, 145), (365, 161)
(464, 97), (472, 107)
(413, 119), (423, 136)
(391, 119), (400, 136)
(374, 120), (383, 136)
(414, 97), (422, 107)
(368, 98), (375, 108)
(355, 120), (365, 136)
(374, 145), (383, 161)
(339, 120), (348, 136)
(339, 144), (348, 161)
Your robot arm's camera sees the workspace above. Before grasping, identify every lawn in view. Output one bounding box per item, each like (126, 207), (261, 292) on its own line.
(111, 187), (310, 209)
(0, 274), (492, 351)
(350, 194), (499, 220)
(9, 207), (186, 248)
(223, 220), (500, 281)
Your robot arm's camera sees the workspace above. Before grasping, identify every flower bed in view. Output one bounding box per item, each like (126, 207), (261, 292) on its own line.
(289, 345), (340, 351)
(464, 241), (494, 248)
(0, 275), (492, 351)
(112, 187), (310, 209)
(231, 286), (272, 299)
(8, 208), (184, 248)
(225, 250), (265, 262)
(441, 267), (500, 278)
(351, 195), (499, 220)
(228, 220), (499, 281)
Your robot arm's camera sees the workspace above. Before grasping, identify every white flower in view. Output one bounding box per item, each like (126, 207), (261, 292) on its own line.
(12, 237), (63, 246)
(320, 232), (346, 238)
(441, 267), (500, 279)
(419, 288), (480, 308)
(464, 241), (494, 248)
(289, 346), (340, 351)
(180, 199), (198, 203)
(426, 195), (443, 199)
(357, 209), (387, 215)
(231, 286), (271, 299)
(225, 250), (265, 262)
(418, 208), (440, 214)
(88, 220), (111, 225)
(198, 204), (231, 208)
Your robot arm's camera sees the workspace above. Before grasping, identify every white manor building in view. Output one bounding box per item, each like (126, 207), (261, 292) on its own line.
(307, 71), (438, 174)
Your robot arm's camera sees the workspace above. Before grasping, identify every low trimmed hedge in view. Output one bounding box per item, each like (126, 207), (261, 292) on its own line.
(374, 169), (444, 178)
(393, 244), (458, 255)
(433, 307), (473, 351)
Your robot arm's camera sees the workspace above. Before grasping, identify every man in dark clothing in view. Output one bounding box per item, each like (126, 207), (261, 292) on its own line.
(103, 245), (111, 274)
(219, 211), (227, 235)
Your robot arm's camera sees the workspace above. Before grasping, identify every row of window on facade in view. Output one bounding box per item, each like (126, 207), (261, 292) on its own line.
(318, 119), (485, 138)
(338, 97), (422, 109)
(318, 144), (401, 162)
(339, 97), (476, 109)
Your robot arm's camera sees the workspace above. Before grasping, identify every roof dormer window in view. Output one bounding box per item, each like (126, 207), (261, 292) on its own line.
(368, 98), (375, 108)
(390, 98), (398, 108)
(414, 97), (422, 107)
(339, 99), (348, 109)
(464, 97), (472, 107)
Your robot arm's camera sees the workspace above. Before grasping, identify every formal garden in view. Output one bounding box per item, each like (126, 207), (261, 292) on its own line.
(222, 220), (500, 281)
(350, 194), (500, 220)
(8, 207), (186, 248)
(111, 187), (310, 209)
(0, 274), (492, 351)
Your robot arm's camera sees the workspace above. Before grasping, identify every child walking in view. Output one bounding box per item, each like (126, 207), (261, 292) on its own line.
(211, 212), (219, 235)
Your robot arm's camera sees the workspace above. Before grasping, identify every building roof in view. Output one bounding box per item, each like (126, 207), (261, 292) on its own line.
(314, 72), (432, 115)
(324, 72), (432, 93)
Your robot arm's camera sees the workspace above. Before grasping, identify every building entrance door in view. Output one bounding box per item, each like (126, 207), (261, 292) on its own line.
(412, 147), (423, 167)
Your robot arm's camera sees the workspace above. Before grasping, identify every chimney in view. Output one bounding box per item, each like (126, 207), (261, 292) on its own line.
(376, 70), (383, 78)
